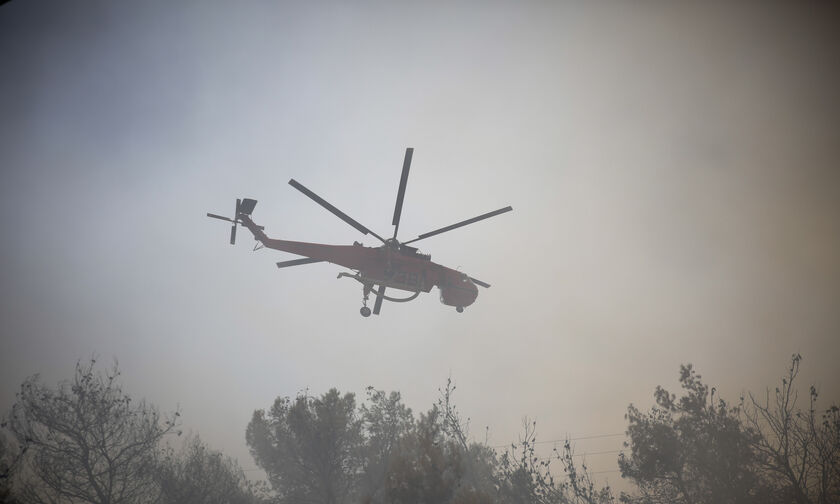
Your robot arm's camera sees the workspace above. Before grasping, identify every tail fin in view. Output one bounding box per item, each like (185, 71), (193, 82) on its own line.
(239, 198), (257, 216)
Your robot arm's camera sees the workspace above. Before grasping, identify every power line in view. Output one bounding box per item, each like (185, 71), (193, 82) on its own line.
(536, 432), (626, 445)
(590, 469), (621, 475)
(492, 432), (625, 449)
(573, 449), (624, 457)
(530, 449), (626, 463)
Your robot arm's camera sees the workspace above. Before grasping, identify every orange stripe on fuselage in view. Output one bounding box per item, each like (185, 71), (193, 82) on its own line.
(261, 238), (446, 294)
(241, 215), (477, 303)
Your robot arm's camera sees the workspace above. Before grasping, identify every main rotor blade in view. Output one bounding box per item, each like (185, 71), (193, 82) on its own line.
(403, 206), (513, 244)
(207, 213), (234, 223)
(288, 179), (385, 243)
(469, 277), (491, 288)
(373, 285), (386, 315)
(276, 257), (325, 269)
(391, 147), (414, 239)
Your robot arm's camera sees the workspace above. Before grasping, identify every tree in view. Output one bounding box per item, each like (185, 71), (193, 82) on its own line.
(357, 388), (414, 503)
(7, 359), (179, 504)
(155, 435), (266, 504)
(557, 438), (616, 504)
(741, 354), (840, 504)
(495, 419), (566, 504)
(435, 378), (497, 501)
(245, 381), (508, 504)
(379, 404), (500, 504)
(618, 364), (760, 504)
(244, 379), (612, 504)
(494, 420), (614, 504)
(378, 378), (611, 504)
(383, 405), (468, 503)
(618, 356), (840, 504)
(0, 428), (24, 504)
(246, 389), (362, 504)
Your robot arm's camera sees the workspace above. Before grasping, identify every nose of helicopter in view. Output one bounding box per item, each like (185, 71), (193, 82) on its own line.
(438, 272), (479, 309)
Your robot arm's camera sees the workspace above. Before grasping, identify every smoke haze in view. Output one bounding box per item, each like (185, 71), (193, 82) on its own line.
(2, 0), (839, 483)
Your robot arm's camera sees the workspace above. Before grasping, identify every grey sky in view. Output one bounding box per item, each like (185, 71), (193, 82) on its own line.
(2, 1), (839, 483)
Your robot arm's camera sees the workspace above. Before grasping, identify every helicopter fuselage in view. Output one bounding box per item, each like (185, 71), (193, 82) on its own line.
(240, 216), (479, 309)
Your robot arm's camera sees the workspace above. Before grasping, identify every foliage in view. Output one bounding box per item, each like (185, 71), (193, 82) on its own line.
(156, 435), (267, 504)
(619, 355), (840, 504)
(6, 352), (834, 504)
(246, 389), (363, 504)
(248, 379), (613, 504)
(435, 378), (498, 500)
(0, 429), (23, 504)
(362, 380), (497, 504)
(382, 405), (468, 503)
(618, 364), (760, 504)
(357, 388), (414, 503)
(6, 359), (179, 504)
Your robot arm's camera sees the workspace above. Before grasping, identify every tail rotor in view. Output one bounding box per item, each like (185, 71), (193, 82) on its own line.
(230, 199), (240, 244)
(207, 198), (258, 245)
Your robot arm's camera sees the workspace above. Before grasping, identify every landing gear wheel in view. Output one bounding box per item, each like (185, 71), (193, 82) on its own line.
(456, 306), (464, 313)
(360, 306), (372, 317)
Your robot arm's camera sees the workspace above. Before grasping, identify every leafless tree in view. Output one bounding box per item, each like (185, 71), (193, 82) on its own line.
(7, 359), (179, 504)
(495, 419), (614, 504)
(557, 439), (615, 504)
(496, 419), (565, 504)
(742, 354), (840, 504)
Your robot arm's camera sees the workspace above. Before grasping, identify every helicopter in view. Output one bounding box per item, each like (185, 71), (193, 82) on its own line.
(207, 148), (512, 317)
